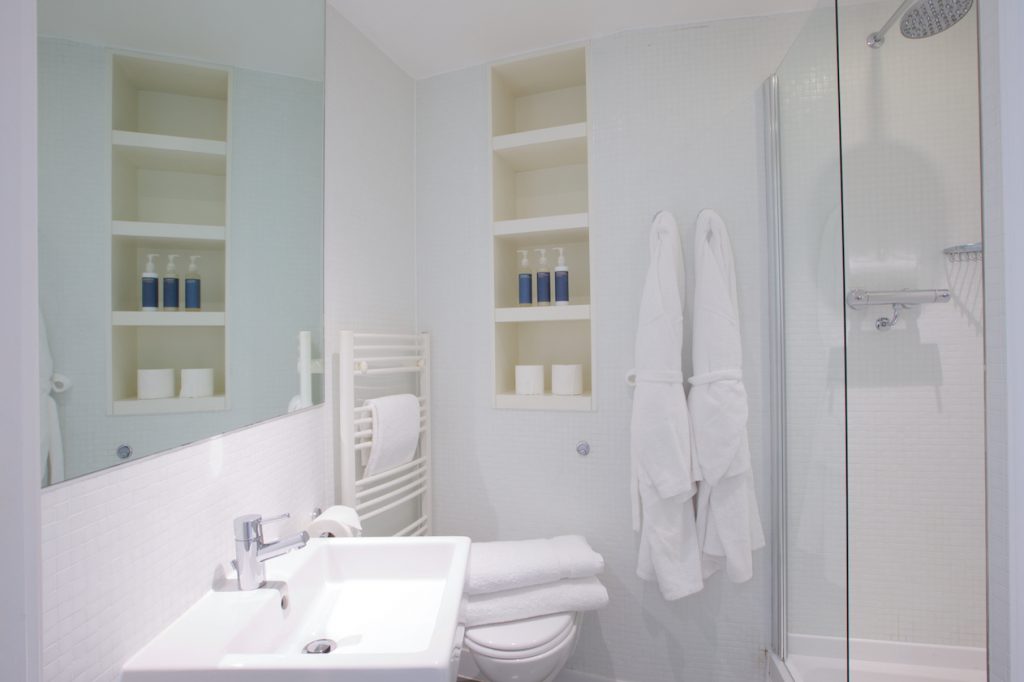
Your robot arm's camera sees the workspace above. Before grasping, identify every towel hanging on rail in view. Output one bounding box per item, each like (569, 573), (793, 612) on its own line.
(688, 208), (764, 584)
(363, 393), (421, 476)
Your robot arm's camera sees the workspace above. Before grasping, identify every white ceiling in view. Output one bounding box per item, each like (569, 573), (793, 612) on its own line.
(328, 0), (820, 79)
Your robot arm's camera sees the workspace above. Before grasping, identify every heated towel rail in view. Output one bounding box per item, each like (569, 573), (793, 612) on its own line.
(338, 330), (431, 537)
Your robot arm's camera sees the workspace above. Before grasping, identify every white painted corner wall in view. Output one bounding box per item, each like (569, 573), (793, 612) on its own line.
(322, 3), (418, 500)
(0, 0), (41, 679)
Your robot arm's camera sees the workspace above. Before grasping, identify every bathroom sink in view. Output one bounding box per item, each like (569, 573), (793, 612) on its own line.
(122, 536), (471, 681)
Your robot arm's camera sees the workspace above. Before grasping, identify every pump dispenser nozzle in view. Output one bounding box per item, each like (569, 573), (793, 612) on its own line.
(518, 250), (529, 267)
(166, 254), (180, 274)
(145, 254), (159, 272)
(552, 247), (566, 266)
(188, 255), (201, 273)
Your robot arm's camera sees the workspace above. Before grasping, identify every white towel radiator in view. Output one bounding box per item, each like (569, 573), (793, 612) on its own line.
(338, 330), (432, 537)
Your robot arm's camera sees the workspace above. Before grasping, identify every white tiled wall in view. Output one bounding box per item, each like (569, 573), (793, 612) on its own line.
(838, 3), (987, 648)
(39, 406), (327, 681)
(416, 15), (806, 682)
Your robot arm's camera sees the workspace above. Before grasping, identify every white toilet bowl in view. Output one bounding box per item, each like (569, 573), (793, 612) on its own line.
(462, 611), (581, 682)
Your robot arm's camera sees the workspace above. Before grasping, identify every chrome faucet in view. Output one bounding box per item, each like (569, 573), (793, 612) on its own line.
(233, 513), (310, 590)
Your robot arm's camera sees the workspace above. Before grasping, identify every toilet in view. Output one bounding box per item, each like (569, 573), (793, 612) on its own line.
(460, 611), (582, 682)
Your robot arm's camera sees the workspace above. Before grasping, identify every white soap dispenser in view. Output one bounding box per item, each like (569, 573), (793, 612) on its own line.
(141, 253), (159, 311)
(517, 250), (533, 306)
(553, 247), (569, 305)
(163, 254), (180, 311)
(185, 255), (201, 311)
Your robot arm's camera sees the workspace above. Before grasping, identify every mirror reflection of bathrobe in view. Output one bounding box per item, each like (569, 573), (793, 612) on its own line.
(689, 209), (764, 583)
(629, 211), (704, 600)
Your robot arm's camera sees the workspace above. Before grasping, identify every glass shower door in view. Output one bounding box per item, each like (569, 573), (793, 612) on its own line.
(766, 1), (848, 679)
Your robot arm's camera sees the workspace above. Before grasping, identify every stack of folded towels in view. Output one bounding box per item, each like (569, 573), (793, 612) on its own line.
(463, 535), (609, 627)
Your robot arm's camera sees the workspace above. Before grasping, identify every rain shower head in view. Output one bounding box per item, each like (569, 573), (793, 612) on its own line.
(867, 0), (974, 48)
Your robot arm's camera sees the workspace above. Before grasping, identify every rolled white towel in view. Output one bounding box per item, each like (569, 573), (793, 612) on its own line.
(463, 576), (609, 627)
(467, 535), (604, 596)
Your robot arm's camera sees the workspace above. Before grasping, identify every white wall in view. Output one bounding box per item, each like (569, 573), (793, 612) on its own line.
(0, 0), (41, 678)
(416, 15), (805, 681)
(322, 4), (417, 499)
(837, 2), (987, 647)
(991, 0), (1024, 677)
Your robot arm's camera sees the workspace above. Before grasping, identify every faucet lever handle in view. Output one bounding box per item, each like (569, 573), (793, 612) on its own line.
(262, 513), (290, 525)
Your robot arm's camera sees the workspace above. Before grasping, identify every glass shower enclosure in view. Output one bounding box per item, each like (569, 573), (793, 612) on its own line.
(766, 1), (986, 681)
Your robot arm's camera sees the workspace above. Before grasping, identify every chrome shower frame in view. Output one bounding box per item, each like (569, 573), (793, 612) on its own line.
(763, 72), (789, 661)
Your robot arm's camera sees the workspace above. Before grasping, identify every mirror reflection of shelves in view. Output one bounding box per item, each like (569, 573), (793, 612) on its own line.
(110, 54), (229, 415)
(491, 47), (595, 411)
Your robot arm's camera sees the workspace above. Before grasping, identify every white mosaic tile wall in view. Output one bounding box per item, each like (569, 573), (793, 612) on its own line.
(416, 15), (807, 682)
(838, 3), (987, 648)
(39, 406), (327, 682)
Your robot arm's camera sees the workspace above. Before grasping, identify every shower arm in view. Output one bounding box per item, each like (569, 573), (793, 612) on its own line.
(867, 0), (917, 48)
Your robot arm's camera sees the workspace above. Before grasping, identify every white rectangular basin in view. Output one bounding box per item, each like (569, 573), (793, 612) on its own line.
(122, 536), (470, 681)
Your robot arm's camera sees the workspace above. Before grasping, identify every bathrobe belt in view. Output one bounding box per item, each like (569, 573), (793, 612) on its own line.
(688, 368), (742, 386)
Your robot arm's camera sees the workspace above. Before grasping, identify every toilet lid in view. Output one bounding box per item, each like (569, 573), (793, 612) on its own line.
(465, 612), (575, 654)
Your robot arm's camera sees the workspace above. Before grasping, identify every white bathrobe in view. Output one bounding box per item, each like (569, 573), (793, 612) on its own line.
(689, 209), (764, 583)
(629, 211), (703, 600)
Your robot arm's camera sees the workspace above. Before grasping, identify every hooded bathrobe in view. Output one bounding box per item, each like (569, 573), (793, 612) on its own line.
(629, 211), (703, 600)
(689, 209), (764, 583)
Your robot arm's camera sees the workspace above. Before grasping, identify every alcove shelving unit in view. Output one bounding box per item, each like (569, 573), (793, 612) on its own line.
(109, 54), (229, 415)
(491, 47), (595, 411)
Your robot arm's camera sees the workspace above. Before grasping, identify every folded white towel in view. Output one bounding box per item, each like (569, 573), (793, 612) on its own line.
(463, 577), (609, 627)
(467, 536), (605, 596)
(364, 394), (421, 476)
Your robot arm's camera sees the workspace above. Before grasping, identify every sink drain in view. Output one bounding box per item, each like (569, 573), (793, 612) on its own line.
(303, 639), (337, 654)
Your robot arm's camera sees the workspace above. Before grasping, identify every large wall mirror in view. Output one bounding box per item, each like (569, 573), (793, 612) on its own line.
(38, 0), (325, 485)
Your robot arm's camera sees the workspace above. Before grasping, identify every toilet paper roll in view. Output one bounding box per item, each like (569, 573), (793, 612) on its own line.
(137, 369), (174, 400)
(308, 505), (363, 538)
(552, 364), (583, 396)
(180, 368), (214, 398)
(515, 365), (545, 395)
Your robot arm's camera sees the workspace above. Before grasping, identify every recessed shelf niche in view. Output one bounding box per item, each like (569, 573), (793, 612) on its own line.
(490, 47), (595, 411)
(110, 53), (229, 415)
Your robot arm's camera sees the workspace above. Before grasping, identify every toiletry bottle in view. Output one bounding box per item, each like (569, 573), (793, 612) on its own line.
(535, 248), (551, 306)
(517, 250), (533, 305)
(163, 255), (180, 311)
(141, 253), (159, 311)
(185, 255), (201, 311)
(553, 247), (569, 305)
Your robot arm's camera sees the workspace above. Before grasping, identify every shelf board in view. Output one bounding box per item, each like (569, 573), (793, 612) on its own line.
(112, 221), (225, 243)
(495, 304), (590, 323)
(494, 213), (589, 249)
(113, 130), (226, 175)
(493, 122), (587, 172)
(113, 395), (226, 416)
(112, 311), (225, 327)
(495, 392), (592, 411)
